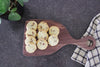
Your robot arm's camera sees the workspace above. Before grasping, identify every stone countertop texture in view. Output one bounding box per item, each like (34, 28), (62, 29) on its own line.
(0, 0), (100, 67)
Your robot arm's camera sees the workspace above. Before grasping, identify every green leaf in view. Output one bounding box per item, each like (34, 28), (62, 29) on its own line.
(0, 18), (1, 24)
(7, 0), (10, 3)
(17, 0), (24, 7)
(0, 0), (10, 15)
(8, 12), (21, 21)
(11, 8), (17, 12)
(23, 0), (29, 2)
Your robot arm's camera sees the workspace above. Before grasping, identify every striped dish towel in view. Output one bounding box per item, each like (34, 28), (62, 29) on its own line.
(71, 13), (100, 67)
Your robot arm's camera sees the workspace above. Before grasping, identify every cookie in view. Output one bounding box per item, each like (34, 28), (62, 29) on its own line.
(37, 30), (48, 40)
(25, 36), (36, 46)
(25, 29), (36, 37)
(26, 21), (37, 30)
(38, 21), (49, 32)
(49, 26), (60, 36)
(25, 43), (37, 53)
(37, 39), (48, 50)
(48, 35), (59, 46)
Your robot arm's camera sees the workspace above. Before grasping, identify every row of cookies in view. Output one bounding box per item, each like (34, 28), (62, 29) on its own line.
(25, 21), (37, 53)
(24, 20), (60, 53)
(37, 21), (49, 50)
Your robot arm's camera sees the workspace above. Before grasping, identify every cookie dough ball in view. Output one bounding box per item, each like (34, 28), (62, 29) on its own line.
(25, 29), (36, 37)
(38, 21), (49, 32)
(26, 21), (37, 30)
(37, 30), (48, 40)
(37, 39), (48, 50)
(49, 26), (60, 36)
(48, 35), (59, 46)
(25, 43), (37, 53)
(25, 36), (36, 45)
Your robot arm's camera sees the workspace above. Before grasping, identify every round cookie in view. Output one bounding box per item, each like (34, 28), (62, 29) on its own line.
(25, 36), (36, 45)
(26, 21), (37, 30)
(25, 43), (37, 53)
(48, 35), (59, 46)
(49, 26), (60, 36)
(37, 30), (48, 40)
(38, 21), (49, 32)
(37, 39), (48, 50)
(25, 29), (36, 37)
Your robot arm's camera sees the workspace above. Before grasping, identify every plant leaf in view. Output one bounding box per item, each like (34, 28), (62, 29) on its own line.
(11, 7), (17, 12)
(23, 0), (29, 2)
(7, 0), (10, 3)
(0, 18), (1, 24)
(0, 0), (10, 15)
(8, 12), (21, 21)
(17, 0), (24, 7)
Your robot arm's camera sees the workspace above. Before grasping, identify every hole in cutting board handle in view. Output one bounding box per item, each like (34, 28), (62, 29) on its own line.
(87, 39), (93, 47)
(81, 36), (96, 50)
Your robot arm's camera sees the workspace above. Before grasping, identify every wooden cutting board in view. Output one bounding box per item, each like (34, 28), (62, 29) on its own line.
(23, 19), (96, 56)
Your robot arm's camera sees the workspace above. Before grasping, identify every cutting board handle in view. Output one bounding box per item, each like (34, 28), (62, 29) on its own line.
(71, 36), (96, 50)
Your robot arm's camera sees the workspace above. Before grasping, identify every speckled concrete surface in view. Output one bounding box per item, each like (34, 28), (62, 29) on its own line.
(0, 0), (100, 67)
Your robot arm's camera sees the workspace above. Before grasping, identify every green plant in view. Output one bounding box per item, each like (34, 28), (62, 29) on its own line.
(0, 0), (29, 21)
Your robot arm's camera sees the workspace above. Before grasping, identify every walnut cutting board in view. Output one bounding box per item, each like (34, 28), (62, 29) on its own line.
(23, 19), (96, 56)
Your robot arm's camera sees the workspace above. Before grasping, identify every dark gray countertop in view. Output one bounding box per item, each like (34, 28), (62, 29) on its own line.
(0, 0), (100, 67)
